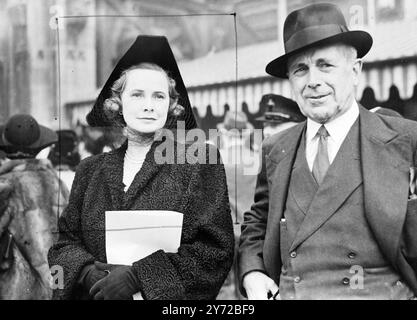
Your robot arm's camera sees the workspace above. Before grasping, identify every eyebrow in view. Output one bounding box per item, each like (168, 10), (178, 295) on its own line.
(128, 89), (167, 94)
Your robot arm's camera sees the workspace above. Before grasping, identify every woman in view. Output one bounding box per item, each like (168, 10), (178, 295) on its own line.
(48, 35), (234, 300)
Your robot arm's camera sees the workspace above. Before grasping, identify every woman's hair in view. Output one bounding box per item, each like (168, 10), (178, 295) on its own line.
(103, 62), (184, 127)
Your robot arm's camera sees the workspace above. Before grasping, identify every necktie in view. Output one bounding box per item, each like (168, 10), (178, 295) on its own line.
(312, 125), (330, 184)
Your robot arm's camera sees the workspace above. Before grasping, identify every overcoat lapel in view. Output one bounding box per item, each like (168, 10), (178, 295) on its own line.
(102, 144), (126, 211)
(289, 119), (362, 252)
(264, 123), (305, 247)
(359, 106), (411, 266)
(123, 140), (164, 209)
(102, 140), (164, 210)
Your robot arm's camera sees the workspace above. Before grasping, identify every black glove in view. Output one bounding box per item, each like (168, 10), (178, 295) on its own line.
(89, 261), (140, 300)
(78, 262), (108, 292)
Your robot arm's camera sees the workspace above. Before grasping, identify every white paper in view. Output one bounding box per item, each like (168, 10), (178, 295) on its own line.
(105, 210), (183, 265)
(105, 210), (183, 300)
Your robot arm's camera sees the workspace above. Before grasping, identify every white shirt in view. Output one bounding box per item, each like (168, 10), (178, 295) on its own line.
(306, 100), (359, 171)
(123, 140), (151, 192)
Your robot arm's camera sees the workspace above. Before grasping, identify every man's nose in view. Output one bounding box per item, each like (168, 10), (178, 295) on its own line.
(306, 67), (322, 89)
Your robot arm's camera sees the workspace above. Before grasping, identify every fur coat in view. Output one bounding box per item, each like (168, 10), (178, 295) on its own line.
(48, 140), (234, 300)
(0, 158), (69, 299)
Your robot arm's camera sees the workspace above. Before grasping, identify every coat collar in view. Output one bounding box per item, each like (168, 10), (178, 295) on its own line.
(102, 138), (166, 210)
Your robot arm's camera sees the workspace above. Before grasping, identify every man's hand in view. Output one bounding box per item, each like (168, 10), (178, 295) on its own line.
(243, 271), (279, 300)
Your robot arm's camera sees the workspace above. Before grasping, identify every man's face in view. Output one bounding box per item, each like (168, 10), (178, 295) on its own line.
(287, 44), (362, 124)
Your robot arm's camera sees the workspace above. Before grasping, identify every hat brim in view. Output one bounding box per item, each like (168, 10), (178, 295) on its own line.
(266, 30), (373, 78)
(0, 124), (58, 153)
(87, 35), (197, 130)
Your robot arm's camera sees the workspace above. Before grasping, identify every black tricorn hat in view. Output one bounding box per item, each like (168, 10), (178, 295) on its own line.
(256, 94), (305, 123)
(86, 35), (197, 130)
(266, 3), (373, 78)
(0, 114), (58, 158)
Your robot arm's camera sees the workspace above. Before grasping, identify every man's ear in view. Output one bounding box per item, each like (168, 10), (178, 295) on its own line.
(352, 58), (363, 86)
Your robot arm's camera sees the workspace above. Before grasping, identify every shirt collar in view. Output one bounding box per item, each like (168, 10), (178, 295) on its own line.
(306, 100), (359, 142)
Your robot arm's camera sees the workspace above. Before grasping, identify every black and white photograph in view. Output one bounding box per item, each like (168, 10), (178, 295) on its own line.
(0, 0), (417, 308)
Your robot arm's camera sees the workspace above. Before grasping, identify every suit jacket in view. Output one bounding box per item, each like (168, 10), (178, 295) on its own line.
(48, 140), (234, 300)
(238, 105), (417, 295)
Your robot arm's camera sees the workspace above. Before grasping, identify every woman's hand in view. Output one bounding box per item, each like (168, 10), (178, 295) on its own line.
(89, 261), (140, 300)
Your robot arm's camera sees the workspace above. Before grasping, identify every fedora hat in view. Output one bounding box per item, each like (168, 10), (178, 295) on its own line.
(0, 114), (58, 158)
(256, 94), (305, 123)
(86, 35), (197, 130)
(266, 3), (373, 78)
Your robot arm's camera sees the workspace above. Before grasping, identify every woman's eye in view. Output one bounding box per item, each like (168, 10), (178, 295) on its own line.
(155, 94), (166, 99)
(132, 92), (143, 98)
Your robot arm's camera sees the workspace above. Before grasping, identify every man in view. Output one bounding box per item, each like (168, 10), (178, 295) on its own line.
(256, 94), (305, 140)
(238, 3), (417, 300)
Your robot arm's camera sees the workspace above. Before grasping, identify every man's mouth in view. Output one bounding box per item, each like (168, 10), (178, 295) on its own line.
(307, 93), (329, 100)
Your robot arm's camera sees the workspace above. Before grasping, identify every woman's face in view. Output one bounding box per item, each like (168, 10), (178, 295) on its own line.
(121, 69), (170, 134)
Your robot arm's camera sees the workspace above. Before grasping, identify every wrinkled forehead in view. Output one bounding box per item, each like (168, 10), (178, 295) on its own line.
(287, 43), (354, 68)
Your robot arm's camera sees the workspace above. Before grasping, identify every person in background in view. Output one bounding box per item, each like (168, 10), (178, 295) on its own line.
(216, 110), (258, 300)
(256, 94), (305, 140)
(48, 35), (234, 300)
(48, 130), (81, 191)
(0, 114), (68, 299)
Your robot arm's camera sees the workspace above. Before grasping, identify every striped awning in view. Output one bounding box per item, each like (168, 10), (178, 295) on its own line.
(180, 20), (417, 117)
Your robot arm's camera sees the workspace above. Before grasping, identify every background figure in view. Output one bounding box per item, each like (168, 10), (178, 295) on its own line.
(48, 130), (81, 191)
(0, 114), (69, 299)
(256, 94), (306, 140)
(216, 111), (258, 300)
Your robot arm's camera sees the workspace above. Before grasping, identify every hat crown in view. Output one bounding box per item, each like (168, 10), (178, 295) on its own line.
(258, 94), (305, 123)
(284, 3), (348, 51)
(4, 114), (40, 146)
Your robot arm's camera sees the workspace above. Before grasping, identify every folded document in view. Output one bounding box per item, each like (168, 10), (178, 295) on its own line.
(105, 210), (183, 265)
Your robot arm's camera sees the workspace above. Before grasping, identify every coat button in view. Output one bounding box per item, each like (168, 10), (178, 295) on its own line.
(294, 276), (301, 283)
(348, 252), (356, 259)
(290, 251), (297, 258)
(342, 277), (350, 285)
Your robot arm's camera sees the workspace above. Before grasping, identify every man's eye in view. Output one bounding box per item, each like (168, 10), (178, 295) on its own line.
(319, 63), (332, 68)
(293, 66), (307, 75)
